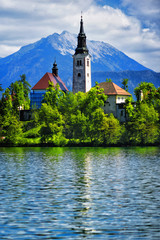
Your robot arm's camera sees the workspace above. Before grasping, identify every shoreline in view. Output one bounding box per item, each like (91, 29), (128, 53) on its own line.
(0, 142), (160, 148)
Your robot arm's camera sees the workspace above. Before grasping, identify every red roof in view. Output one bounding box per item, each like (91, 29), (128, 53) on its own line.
(32, 72), (68, 92)
(98, 82), (131, 96)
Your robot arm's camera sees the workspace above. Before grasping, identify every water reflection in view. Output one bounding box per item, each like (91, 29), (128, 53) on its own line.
(0, 147), (160, 239)
(70, 152), (95, 236)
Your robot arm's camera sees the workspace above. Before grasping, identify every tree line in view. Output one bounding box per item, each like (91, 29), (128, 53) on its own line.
(0, 76), (160, 146)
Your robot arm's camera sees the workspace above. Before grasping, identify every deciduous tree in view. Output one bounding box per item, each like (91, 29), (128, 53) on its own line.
(39, 103), (66, 145)
(126, 103), (159, 145)
(122, 78), (128, 92)
(134, 82), (156, 103)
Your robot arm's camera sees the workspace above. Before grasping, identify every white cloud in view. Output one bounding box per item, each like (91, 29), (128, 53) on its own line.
(0, 44), (20, 56)
(83, 3), (160, 71)
(0, 0), (159, 72)
(121, 0), (160, 32)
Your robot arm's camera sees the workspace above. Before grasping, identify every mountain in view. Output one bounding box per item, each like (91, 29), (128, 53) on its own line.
(0, 31), (159, 96)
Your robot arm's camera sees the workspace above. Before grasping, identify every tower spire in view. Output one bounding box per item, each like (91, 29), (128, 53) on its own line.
(52, 60), (58, 76)
(73, 15), (91, 93)
(75, 14), (88, 55)
(80, 12), (84, 34)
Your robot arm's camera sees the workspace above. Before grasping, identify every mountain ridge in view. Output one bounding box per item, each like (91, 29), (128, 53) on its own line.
(0, 31), (159, 95)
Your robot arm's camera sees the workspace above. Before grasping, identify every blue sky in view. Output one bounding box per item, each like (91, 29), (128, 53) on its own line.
(0, 0), (159, 72)
(97, 0), (122, 8)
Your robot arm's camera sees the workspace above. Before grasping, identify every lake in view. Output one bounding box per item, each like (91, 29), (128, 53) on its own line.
(0, 147), (160, 239)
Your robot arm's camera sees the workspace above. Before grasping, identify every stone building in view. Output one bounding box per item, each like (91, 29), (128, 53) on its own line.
(98, 81), (131, 122)
(72, 16), (91, 93)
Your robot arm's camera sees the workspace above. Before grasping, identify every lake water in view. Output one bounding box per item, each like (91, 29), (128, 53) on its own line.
(0, 147), (160, 239)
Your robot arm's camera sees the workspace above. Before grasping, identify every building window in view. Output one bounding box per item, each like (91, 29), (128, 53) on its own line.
(87, 73), (89, 77)
(121, 110), (123, 116)
(87, 59), (89, 67)
(77, 60), (82, 66)
(78, 73), (81, 77)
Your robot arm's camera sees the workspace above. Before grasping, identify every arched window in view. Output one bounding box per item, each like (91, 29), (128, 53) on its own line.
(78, 73), (81, 77)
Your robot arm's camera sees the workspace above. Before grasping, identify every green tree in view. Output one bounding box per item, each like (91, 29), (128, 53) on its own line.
(18, 74), (31, 108)
(42, 81), (63, 108)
(79, 85), (107, 115)
(11, 81), (25, 114)
(8, 75), (31, 110)
(58, 91), (83, 140)
(57, 85), (107, 143)
(126, 103), (159, 145)
(69, 110), (88, 142)
(106, 78), (112, 82)
(87, 108), (106, 144)
(18, 74), (31, 99)
(58, 91), (78, 116)
(8, 79), (31, 113)
(39, 103), (66, 145)
(101, 113), (122, 145)
(0, 84), (3, 92)
(134, 82), (156, 103)
(1, 88), (13, 116)
(0, 87), (23, 145)
(122, 78), (128, 91)
(0, 115), (22, 145)
(76, 85), (107, 143)
(125, 96), (135, 119)
(151, 87), (160, 120)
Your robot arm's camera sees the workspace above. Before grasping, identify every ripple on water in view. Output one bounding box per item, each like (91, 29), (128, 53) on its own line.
(0, 147), (160, 239)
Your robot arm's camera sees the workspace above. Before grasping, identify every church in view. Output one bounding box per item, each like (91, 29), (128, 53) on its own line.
(30, 15), (91, 109)
(30, 15), (131, 122)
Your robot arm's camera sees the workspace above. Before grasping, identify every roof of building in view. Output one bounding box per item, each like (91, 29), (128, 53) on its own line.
(98, 82), (131, 96)
(32, 72), (68, 91)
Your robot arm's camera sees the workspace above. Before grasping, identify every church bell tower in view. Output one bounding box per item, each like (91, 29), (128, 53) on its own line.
(73, 15), (91, 93)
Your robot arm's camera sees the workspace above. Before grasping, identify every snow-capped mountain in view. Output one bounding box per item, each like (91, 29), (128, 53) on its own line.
(0, 31), (159, 94)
